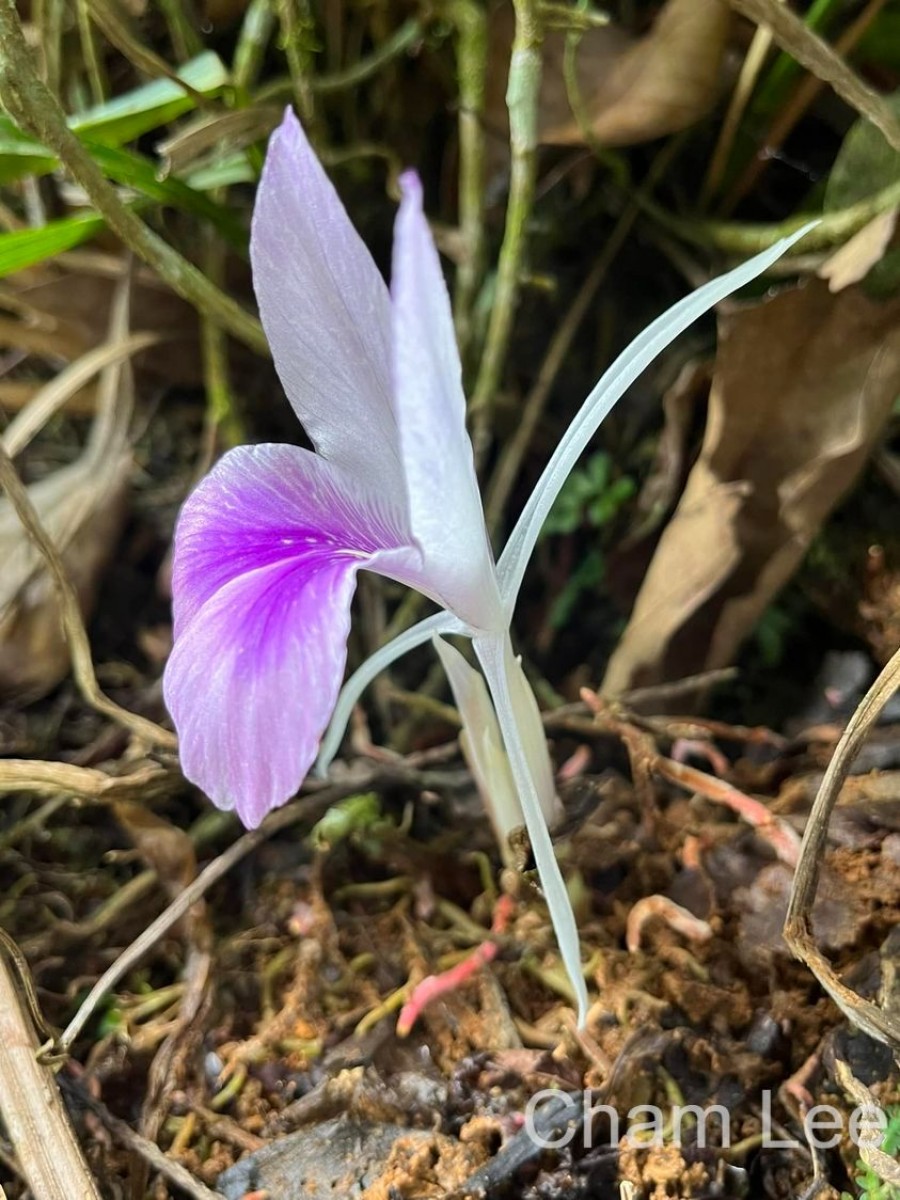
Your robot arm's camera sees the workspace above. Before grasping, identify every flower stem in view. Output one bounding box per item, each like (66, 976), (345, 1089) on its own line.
(276, 0), (317, 128)
(474, 631), (588, 1025)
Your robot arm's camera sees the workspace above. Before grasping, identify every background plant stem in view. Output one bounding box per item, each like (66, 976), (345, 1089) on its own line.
(0, 0), (268, 355)
(449, 0), (488, 363)
(468, 0), (543, 463)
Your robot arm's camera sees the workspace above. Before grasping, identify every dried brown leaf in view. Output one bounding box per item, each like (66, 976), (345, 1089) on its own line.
(818, 207), (899, 293)
(604, 279), (900, 693)
(0, 453), (130, 700)
(487, 0), (730, 155)
(113, 800), (197, 897)
(1, 268), (201, 385)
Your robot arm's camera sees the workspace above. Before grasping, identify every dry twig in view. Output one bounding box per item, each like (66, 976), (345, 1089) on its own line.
(0, 939), (101, 1199)
(728, 0), (900, 152)
(0, 443), (177, 750)
(785, 644), (900, 1049)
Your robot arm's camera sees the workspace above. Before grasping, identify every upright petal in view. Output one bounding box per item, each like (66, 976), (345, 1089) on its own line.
(251, 110), (402, 484)
(390, 172), (502, 630)
(164, 444), (420, 826)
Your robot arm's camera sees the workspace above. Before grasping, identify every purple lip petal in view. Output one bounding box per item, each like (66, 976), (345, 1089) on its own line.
(251, 110), (402, 485)
(390, 172), (501, 629)
(165, 555), (360, 827)
(164, 443), (418, 825)
(170, 444), (411, 638)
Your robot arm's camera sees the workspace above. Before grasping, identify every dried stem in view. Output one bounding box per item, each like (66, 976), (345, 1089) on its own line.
(0, 759), (173, 802)
(700, 20), (775, 207)
(728, 0), (900, 152)
(785, 644), (900, 1049)
(468, 0), (543, 460)
(0, 0), (267, 355)
(2, 333), (160, 457)
(0, 946), (101, 1199)
(722, 0), (889, 213)
(0, 444), (177, 751)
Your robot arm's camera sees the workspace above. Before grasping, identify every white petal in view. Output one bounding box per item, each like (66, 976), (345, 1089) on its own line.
(251, 110), (403, 488)
(390, 172), (502, 630)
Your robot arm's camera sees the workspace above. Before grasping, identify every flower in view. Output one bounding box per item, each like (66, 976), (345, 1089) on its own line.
(164, 107), (810, 1024)
(164, 109), (507, 826)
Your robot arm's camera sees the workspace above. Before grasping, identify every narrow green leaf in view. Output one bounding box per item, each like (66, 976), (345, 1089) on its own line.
(0, 213), (105, 277)
(69, 51), (229, 145)
(186, 154), (257, 190)
(84, 142), (248, 250)
(0, 120), (57, 185)
(0, 51), (228, 186)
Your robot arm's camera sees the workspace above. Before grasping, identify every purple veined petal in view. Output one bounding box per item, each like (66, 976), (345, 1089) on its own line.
(390, 172), (503, 632)
(496, 224), (818, 613)
(164, 443), (421, 826)
(251, 109), (403, 488)
(171, 443), (412, 638)
(166, 555), (360, 827)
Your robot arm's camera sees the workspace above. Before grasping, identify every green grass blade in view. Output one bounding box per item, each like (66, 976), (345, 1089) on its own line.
(0, 213), (105, 276)
(0, 51), (229, 185)
(69, 50), (228, 144)
(85, 142), (248, 250)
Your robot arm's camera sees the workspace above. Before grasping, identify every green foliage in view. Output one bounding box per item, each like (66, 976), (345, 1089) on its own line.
(541, 451), (634, 629)
(548, 549), (605, 630)
(826, 94), (900, 212)
(750, 0), (841, 121)
(0, 52), (229, 186)
(841, 1106), (900, 1200)
(857, 14), (900, 74)
(0, 212), (105, 276)
(0, 50), (245, 276)
(0, 142), (247, 278)
(825, 92), (900, 296)
(752, 604), (796, 668)
(308, 793), (384, 851)
(541, 451), (635, 537)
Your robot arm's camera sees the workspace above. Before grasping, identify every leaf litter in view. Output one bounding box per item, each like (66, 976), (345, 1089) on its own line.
(1, 1), (900, 1199)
